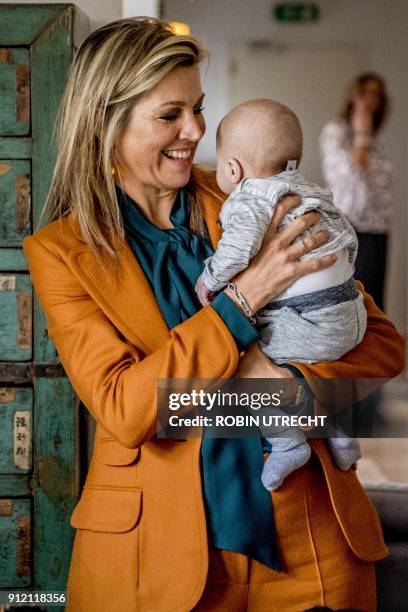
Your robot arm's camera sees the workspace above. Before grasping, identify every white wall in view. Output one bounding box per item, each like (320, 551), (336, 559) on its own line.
(165, 0), (408, 334)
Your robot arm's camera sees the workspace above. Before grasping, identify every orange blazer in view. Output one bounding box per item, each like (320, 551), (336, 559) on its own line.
(23, 168), (405, 612)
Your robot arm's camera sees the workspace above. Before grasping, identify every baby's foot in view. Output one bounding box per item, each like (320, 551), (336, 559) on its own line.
(261, 442), (312, 491)
(327, 438), (361, 471)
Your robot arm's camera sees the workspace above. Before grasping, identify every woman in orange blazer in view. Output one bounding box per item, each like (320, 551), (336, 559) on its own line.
(24, 18), (405, 612)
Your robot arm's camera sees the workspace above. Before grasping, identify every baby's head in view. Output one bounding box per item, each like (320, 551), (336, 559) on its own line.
(216, 99), (303, 194)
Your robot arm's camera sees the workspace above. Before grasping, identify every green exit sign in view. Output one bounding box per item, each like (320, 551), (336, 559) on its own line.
(273, 2), (320, 23)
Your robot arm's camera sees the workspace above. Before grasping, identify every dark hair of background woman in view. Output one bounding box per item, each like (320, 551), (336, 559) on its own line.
(339, 72), (390, 133)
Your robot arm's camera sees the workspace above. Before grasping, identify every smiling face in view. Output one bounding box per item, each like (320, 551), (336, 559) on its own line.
(115, 64), (205, 196)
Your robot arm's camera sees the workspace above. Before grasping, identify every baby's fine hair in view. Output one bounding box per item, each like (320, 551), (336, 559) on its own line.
(217, 99), (303, 175)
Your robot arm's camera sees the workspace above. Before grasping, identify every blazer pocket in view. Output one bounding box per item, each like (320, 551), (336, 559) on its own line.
(95, 438), (140, 466)
(70, 486), (142, 533)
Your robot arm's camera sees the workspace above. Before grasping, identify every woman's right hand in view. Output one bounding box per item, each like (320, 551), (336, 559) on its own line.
(224, 195), (337, 313)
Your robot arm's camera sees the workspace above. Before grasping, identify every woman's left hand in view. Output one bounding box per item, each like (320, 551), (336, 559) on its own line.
(351, 96), (374, 136)
(235, 343), (294, 379)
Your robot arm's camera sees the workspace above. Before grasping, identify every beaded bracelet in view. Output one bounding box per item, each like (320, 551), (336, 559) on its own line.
(227, 282), (257, 325)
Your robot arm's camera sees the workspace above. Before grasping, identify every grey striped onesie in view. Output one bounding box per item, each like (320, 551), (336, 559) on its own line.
(199, 169), (365, 490)
(201, 169), (367, 363)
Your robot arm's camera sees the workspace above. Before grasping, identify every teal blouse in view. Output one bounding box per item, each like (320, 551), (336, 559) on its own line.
(119, 187), (280, 571)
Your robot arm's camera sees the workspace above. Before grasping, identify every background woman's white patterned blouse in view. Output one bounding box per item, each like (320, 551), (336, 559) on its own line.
(319, 119), (394, 234)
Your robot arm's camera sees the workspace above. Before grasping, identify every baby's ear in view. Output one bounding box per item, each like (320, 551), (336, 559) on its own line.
(228, 158), (243, 184)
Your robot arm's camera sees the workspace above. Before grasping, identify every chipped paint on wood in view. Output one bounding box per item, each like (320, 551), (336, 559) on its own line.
(0, 274), (16, 291)
(0, 47), (30, 135)
(0, 500), (12, 516)
(0, 48), (11, 63)
(17, 291), (32, 349)
(0, 160), (31, 246)
(0, 275), (32, 360)
(0, 162), (12, 176)
(0, 387), (16, 403)
(16, 515), (31, 576)
(0, 499), (31, 587)
(13, 410), (31, 471)
(15, 64), (30, 124)
(15, 174), (31, 232)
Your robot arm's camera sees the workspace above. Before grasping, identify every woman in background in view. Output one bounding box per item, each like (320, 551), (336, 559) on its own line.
(320, 73), (393, 310)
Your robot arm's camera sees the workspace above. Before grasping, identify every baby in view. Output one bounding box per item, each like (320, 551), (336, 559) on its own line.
(195, 99), (364, 491)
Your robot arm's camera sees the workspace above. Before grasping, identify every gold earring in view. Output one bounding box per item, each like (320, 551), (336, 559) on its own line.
(111, 167), (115, 175)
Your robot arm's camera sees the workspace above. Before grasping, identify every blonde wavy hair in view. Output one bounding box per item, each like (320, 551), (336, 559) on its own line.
(40, 17), (213, 263)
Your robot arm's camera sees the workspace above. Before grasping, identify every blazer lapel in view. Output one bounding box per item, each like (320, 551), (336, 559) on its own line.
(70, 189), (223, 354)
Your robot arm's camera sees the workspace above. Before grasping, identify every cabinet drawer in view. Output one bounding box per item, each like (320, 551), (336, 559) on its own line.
(0, 159), (31, 246)
(0, 498), (31, 587)
(0, 47), (30, 136)
(0, 387), (32, 474)
(0, 274), (32, 360)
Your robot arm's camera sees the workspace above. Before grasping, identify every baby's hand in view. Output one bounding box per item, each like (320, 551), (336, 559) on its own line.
(195, 276), (215, 306)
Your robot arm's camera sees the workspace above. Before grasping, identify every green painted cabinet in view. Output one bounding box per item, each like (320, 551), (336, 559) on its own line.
(0, 159), (31, 246)
(0, 47), (30, 136)
(0, 4), (89, 607)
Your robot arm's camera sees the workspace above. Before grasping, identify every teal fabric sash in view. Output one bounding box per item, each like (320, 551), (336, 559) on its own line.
(118, 188), (280, 571)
